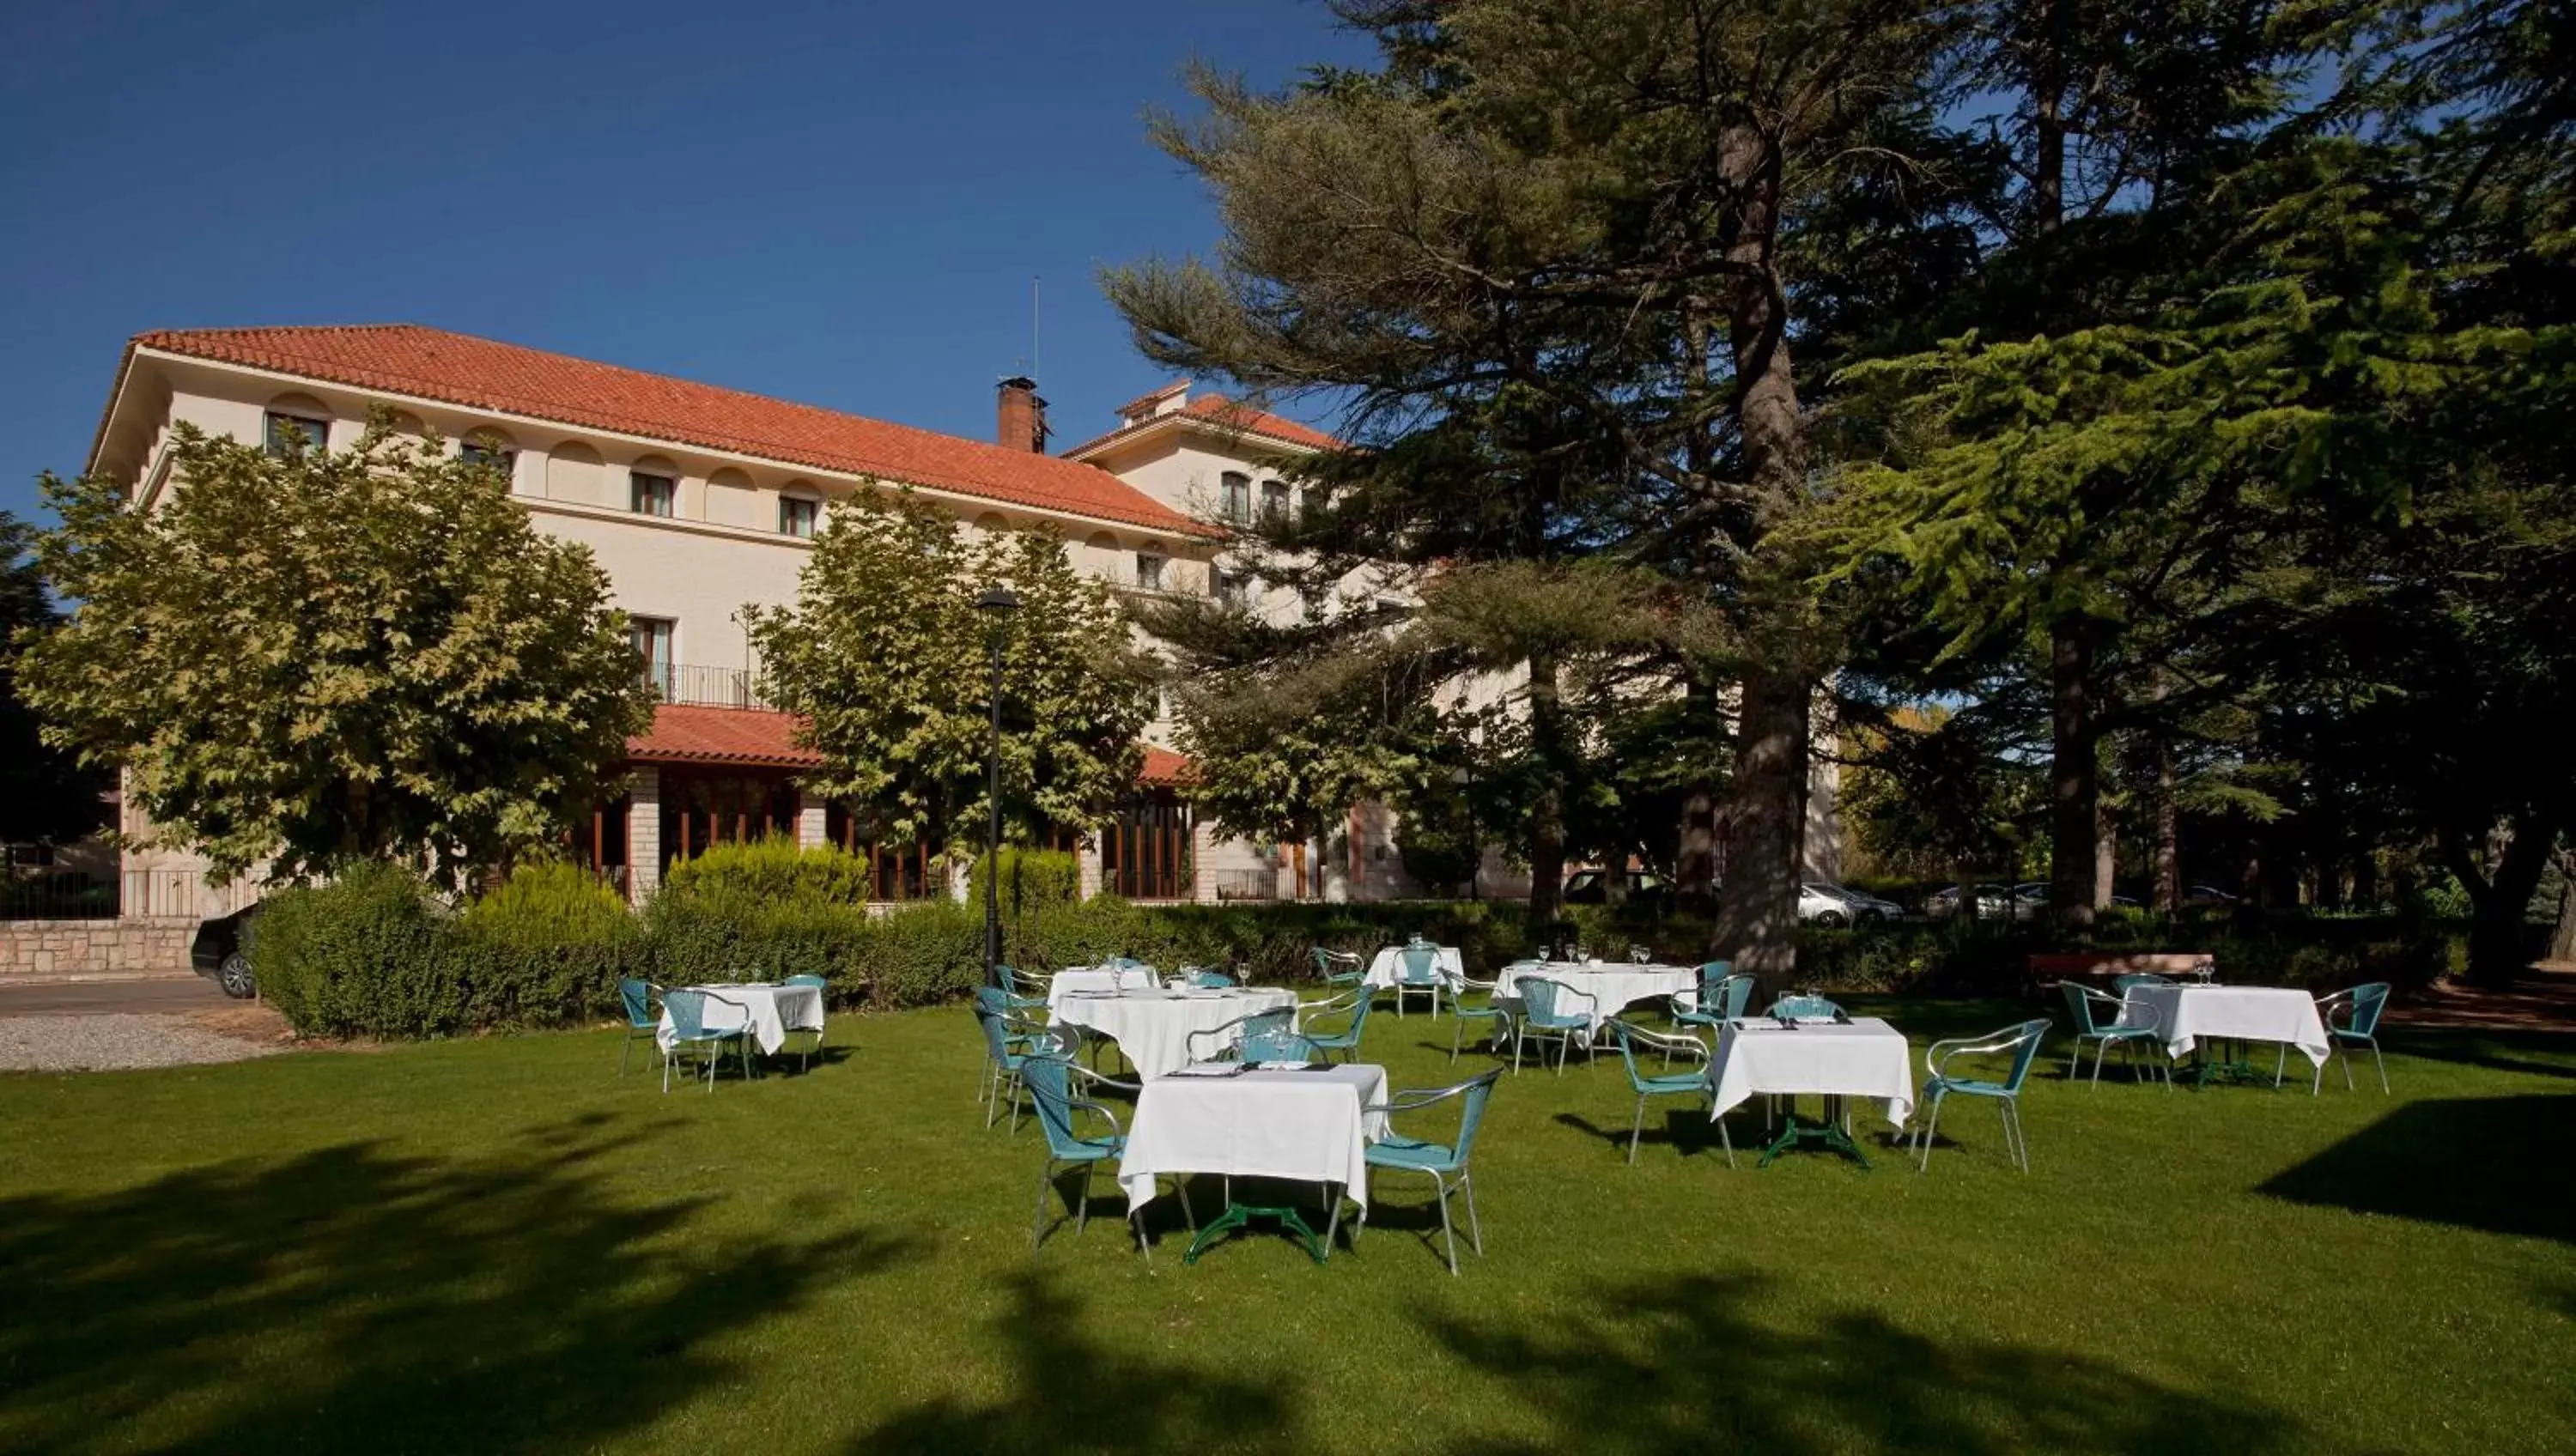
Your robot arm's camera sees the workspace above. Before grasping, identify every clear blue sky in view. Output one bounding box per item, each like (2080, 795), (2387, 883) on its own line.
(0, 0), (1370, 524)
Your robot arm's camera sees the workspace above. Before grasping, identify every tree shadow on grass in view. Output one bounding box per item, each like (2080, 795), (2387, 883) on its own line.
(2257, 1095), (2576, 1244)
(843, 1268), (1303, 1456)
(0, 1113), (920, 1454)
(1422, 1271), (2297, 1454)
(2384, 1027), (2576, 1083)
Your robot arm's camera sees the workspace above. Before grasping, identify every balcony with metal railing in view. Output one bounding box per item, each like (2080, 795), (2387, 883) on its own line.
(641, 663), (776, 712)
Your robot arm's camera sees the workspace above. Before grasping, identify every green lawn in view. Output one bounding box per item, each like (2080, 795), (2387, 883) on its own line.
(4, 997), (2572, 1454)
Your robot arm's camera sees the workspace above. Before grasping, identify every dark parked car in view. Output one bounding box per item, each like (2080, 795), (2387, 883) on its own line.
(190, 904), (260, 998)
(1563, 869), (1676, 913)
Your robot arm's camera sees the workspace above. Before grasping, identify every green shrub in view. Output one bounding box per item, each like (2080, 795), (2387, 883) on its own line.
(659, 837), (877, 906)
(453, 861), (641, 1026)
(250, 863), (465, 1039)
(967, 848), (1081, 916)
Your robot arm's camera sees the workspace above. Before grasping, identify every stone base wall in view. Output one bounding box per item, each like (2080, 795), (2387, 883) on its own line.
(0, 919), (197, 983)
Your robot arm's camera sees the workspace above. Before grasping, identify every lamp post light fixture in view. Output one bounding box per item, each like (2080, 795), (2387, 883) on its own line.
(975, 585), (1020, 988)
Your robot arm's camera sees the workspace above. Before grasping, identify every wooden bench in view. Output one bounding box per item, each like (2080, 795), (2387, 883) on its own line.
(2024, 951), (2215, 999)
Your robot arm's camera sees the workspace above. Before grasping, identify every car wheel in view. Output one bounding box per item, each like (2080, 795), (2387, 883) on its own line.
(1814, 909), (1849, 928)
(216, 950), (256, 999)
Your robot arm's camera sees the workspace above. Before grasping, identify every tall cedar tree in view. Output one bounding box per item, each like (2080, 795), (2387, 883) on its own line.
(1105, 0), (1940, 970)
(0, 512), (110, 851)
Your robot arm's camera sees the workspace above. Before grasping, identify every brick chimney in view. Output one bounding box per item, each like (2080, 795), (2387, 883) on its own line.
(996, 376), (1048, 452)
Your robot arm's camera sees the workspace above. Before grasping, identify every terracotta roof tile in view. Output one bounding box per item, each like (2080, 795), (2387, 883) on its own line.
(629, 705), (824, 770)
(131, 325), (1215, 537)
(631, 705), (1194, 791)
(1062, 389), (1341, 459)
(1140, 746), (1195, 786)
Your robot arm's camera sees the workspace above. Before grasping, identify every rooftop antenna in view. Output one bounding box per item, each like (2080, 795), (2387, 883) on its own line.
(1030, 274), (1041, 381)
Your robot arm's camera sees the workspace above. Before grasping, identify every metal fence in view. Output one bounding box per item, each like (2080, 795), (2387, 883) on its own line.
(0, 869), (236, 922)
(642, 663), (775, 712)
(1212, 869), (1279, 902)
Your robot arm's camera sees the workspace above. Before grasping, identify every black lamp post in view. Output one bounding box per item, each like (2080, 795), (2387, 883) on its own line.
(975, 585), (1020, 988)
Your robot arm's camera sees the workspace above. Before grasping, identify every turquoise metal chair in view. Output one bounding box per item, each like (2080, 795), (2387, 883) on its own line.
(1186, 965), (1238, 990)
(1021, 1053), (1194, 1260)
(991, 966), (1050, 1014)
(1914, 1019), (2052, 1172)
(781, 974), (829, 1071)
(1672, 964), (1754, 1037)
(2317, 982), (2391, 1093)
(1335, 1069), (1503, 1274)
(2111, 972), (2173, 998)
(1511, 974), (1595, 1075)
(1393, 943), (1445, 1018)
(1607, 1019), (1730, 1167)
(1182, 1006), (1302, 1065)
(1312, 947), (1365, 986)
(1765, 993), (1844, 1022)
(659, 988), (752, 1094)
(617, 978), (660, 1076)
(975, 986), (1059, 1131)
(1300, 986), (1374, 1063)
(2058, 982), (2171, 1087)
(1449, 964), (1522, 1064)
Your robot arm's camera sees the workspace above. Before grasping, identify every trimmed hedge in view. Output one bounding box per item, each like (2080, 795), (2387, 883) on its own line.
(248, 844), (2485, 1040)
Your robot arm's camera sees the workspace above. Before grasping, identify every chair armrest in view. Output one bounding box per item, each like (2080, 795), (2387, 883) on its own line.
(1926, 1031), (2027, 1080)
(1619, 1023), (1710, 1062)
(1068, 1098), (1127, 1139)
(1067, 1062), (1141, 1097)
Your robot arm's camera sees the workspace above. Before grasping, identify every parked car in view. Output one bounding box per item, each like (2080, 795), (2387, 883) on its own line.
(1562, 869), (1676, 913)
(1924, 883), (2033, 921)
(189, 904), (260, 998)
(2184, 883), (2240, 911)
(1803, 882), (1902, 925)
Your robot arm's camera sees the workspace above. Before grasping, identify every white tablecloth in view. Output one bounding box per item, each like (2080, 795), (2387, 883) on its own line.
(1709, 1017), (1916, 1127)
(2126, 985), (2330, 1066)
(1495, 962), (1699, 1029)
(1051, 987), (1300, 1080)
(1363, 945), (1466, 990)
(1119, 1063), (1391, 1210)
(657, 983), (823, 1056)
(1047, 966), (1160, 1007)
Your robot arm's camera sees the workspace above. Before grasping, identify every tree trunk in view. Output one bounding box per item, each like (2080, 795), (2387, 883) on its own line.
(1676, 780), (1717, 917)
(1524, 648), (1568, 925)
(2152, 731), (2181, 914)
(2049, 619), (2099, 932)
(2094, 793), (2117, 910)
(1706, 118), (1814, 986)
(2449, 818), (2553, 987)
(1715, 668), (1810, 981)
(2550, 849), (2576, 965)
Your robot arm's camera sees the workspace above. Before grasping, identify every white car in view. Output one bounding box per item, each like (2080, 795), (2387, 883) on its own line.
(1805, 882), (1901, 925)
(1797, 883), (1857, 926)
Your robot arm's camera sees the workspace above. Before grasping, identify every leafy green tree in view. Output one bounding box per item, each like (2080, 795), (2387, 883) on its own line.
(744, 494), (1154, 852)
(21, 422), (653, 889)
(0, 511), (110, 852)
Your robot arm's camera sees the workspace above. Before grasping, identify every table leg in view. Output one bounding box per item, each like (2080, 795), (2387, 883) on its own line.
(1183, 1192), (1331, 1265)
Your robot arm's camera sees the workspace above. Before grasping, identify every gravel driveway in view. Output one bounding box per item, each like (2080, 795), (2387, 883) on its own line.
(0, 1009), (289, 1071)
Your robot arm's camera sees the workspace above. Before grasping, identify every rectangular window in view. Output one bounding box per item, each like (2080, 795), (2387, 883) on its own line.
(264, 412), (328, 458)
(630, 471), (676, 518)
(1135, 553), (1165, 592)
(1220, 470), (1252, 525)
(1214, 569), (1249, 609)
(630, 617), (677, 698)
(459, 440), (514, 477)
(1261, 480), (1291, 524)
(779, 496), (818, 538)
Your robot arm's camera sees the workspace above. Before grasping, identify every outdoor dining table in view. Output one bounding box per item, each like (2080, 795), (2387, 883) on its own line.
(1046, 964), (1160, 1006)
(1708, 1016), (1917, 1167)
(656, 982), (823, 1058)
(1050, 986), (1300, 1081)
(1118, 1061), (1391, 1264)
(1493, 960), (1700, 1031)
(1360, 944), (1465, 990)
(2123, 984), (2330, 1087)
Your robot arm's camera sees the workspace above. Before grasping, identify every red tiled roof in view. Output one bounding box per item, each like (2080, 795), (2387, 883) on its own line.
(129, 325), (1215, 537)
(629, 705), (824, 770)
(1062, 389), (1342, 458)
(630, 704), (1195, 790)
(1140, 746), (1195, 786)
